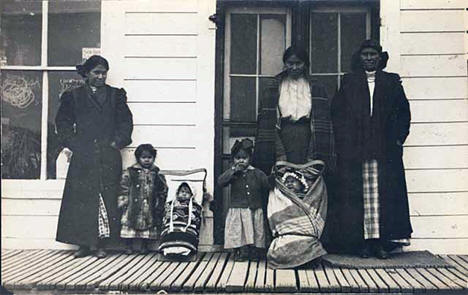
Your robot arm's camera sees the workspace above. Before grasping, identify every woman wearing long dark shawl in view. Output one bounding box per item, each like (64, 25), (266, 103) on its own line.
(253, 47), (334, 268)
(55, 55), (133, 258)
(330, 40), (412, 258)
(253, 46), (335, 173)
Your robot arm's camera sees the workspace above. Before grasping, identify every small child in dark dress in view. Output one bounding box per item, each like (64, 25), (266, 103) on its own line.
(118, 144), (167, 254)
(218, 139), (270, 261)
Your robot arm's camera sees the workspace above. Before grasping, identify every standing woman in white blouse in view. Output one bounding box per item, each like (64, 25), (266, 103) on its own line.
(330, 40), (412, 259)
(253, 46), (335, 174)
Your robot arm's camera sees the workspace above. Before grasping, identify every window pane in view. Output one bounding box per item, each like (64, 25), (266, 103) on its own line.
(230, 14), (257, 74)
(1, 71), (42, 179)
(48, 1), (101, 66)
(1, 1), (42, 66)
(313, 75), (338, 99)
(230, 77), (256, 122)
(47, 71), (83, 179)
(260, 14), (286, 75)
(310, 13), (337, 73)
(341, 13), (367, 73)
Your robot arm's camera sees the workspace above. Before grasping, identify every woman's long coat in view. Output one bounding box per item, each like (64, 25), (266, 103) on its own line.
(329, 70), (412, 253)
(55, 84), (133, 247)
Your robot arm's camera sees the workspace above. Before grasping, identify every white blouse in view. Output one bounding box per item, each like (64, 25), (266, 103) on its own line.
(366, 71), (376, 116)
(278, 77), (312, 121)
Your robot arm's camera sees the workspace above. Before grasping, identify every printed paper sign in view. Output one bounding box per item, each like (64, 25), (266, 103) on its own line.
(82, 48), (101, 60)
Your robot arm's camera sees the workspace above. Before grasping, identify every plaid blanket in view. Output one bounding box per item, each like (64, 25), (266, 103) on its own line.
(267, 161), (328, 269)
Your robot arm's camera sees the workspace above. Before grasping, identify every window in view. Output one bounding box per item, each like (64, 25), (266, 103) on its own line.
(223, 8), (291, 160)
(310, 7), (371, 96)
(1, 0), (101, 180)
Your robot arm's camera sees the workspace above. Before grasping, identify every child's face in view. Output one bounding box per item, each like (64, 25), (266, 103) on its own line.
(138, 150), (155, 168)
(233, 150), (250, 168)
(284, 176), (304, 193)
(177, 185), (192, 200)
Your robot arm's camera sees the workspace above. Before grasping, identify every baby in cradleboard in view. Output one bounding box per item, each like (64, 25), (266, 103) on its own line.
(118, 144), (168, 254)
(218, 138), (270, 261)
(159, 181), (203, 258)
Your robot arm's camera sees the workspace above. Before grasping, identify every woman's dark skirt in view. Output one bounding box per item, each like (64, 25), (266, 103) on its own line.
(279, 119), (311, 164)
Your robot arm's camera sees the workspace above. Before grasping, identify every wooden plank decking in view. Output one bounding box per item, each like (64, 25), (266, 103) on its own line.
(1, 249), (467, 294)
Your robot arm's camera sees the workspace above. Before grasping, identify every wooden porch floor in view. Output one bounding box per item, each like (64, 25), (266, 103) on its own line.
(1, 249), (467, 294)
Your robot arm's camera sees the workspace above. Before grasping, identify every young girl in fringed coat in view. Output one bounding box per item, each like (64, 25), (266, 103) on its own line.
(118, 144), (168, 254)
(218, 139), (270, 261)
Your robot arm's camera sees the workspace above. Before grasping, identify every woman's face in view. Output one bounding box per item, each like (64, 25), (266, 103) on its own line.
(285, 54), (306, 79)
(360, 47), (381, 71)
(86, 64), (108, 87)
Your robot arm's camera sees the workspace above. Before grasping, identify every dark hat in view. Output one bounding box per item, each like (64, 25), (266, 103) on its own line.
(359, 39), (382, 53)
(351, 39), (389, 71)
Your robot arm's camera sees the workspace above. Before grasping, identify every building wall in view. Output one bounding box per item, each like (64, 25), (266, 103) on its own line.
(381, 0), (468, 254)
(2, 0), (467, 253)
(1, 0), (217, 250)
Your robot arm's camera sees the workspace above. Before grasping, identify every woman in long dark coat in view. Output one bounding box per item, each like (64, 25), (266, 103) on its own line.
(253, 46), (335, 173)
(330, 40), (412, 258)
(55, 55), (133, 258)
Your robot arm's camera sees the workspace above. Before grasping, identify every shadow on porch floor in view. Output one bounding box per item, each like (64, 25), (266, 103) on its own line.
(1, 249), (467, 294)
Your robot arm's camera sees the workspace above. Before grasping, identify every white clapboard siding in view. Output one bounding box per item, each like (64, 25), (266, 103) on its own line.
(125, 12), (198, 35)
(124, 80), (197, 102)
(121, 148), (200, 171)
(409, 100), (468, 123)
(401, 33), (466, 55)
(402, 77), (467, 99)
(130, 125), (197, 147)
(124, 58), (197, 80)
(125, 35), (197, 57)
(128, 102), (197, 125)
(406, 122), (468, 146)
(401, 10), (465, 32)
(2, 199), (61, 216)
(404, 146), (468, 169)
(411, 216), (468, 239)
(407, 239), (468, 255)
(2, 180), (66, 199)
(401, 0), (467, 9)
(406, 169), (468, 193)
(2, 216), (59, 239)
(401, 55), (466, 77)
(409, 192), (468, 216)
(121, 0), (197, 13)
(398, 0), (468, 254)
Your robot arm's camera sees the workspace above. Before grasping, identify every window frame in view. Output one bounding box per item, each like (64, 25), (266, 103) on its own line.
(309, 6), (371, 89)
(1, 1), (98, 190)
(223, 7), (292, 122)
